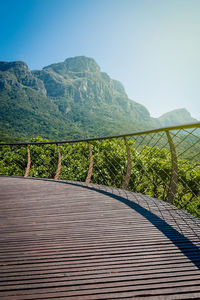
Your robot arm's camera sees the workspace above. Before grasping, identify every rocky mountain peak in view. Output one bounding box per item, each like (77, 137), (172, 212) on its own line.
(64, 56), (100, 73)
(0, 61), (46, 95)
(0, 61), (28, 73)
(158, 108), (198, 126)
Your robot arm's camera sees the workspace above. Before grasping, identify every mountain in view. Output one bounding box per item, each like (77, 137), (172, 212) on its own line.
(157, 108), (198, 127)
(0, 56), (198, 141)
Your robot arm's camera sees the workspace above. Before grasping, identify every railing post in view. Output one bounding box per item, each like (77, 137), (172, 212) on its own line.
(122, 137), (132, 190)
(86, 143), (93, 183)
(166, 130), (178, 204)
(54, 145), (62, 180)
(24, 145), (31, 178)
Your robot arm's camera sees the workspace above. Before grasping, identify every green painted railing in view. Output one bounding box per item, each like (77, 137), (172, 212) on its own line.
(0, 122), (200, 216)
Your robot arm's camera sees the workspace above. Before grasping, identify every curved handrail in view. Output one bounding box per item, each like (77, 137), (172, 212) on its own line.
(0, 122), (199, 217)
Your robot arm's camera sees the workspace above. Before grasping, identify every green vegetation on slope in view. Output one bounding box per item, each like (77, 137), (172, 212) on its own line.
(0, 128), (24, 143)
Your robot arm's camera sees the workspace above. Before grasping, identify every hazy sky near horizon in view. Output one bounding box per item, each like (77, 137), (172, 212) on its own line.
(1, 0), (200, 119)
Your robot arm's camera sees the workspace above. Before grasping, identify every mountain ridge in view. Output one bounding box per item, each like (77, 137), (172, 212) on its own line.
(0, 56), (198, 140)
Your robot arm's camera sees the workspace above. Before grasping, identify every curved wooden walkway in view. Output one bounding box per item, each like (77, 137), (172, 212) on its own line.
(0, 177), (200, 299)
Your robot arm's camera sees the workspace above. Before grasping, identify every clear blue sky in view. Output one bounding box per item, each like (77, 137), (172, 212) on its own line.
(1, 0), (200, 119)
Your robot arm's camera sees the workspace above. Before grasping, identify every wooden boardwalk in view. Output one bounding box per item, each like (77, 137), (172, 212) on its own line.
(0, 177), (200, 299)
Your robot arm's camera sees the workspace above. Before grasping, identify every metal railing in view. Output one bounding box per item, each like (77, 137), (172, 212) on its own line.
(0, 122), (200, 216)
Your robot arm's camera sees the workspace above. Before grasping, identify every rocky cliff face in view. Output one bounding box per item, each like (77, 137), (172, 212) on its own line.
(0, 56), (197, 140)
(33, 56), (152, 124)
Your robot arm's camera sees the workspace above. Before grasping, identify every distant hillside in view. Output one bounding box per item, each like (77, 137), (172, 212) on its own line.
(0, 127), (25, 143)
(0, 56), (198, 141)
(157, 108), (198, 127)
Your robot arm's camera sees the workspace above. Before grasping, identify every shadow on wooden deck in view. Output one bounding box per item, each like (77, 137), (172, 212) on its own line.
(64, 181), (200, 270)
